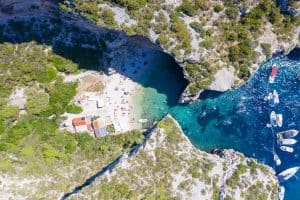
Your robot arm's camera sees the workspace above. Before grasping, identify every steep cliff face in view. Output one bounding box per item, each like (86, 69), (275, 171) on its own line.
(1, 0), (299, 103)
(0, 0), (161, 73)
(62, 0), (300, 103)
(72, 115), (278, 200)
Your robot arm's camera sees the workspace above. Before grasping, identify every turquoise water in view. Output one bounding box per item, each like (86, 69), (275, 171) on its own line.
(137, 51), (300, 199)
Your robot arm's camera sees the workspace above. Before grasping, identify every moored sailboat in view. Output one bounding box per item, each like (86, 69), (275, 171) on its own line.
(278, 166), (300, 182)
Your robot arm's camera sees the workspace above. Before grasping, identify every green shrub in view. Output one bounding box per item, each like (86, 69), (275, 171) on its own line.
(46, 78), (77, 115)
(179, 0), (197, 16)
(225, 7), (238, 20)
(201, 39), (214, 49)
(0, 106), (19, 119)
(102, 9), (116, 27)
(26, 89), (49, 115)
(261, 43), (271, 58)
(36, 66), (57, 83)
(194, 0), (209, 11)
(189, 22), (206, 37)
(157, 34), (169, 47)
(48, 55), (78, 73)
(238, 65), (250, 79)
(214, 4), (224, 12)
(66, 104), (83, 114)
(42, 144), (66, 163)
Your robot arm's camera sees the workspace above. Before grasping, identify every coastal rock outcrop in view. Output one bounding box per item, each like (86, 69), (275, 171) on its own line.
(62, 0), (300, 103)
(71, 115), (278, 200)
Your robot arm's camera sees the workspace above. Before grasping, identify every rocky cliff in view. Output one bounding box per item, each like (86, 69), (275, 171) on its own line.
(1, 0), (299, 103)
(62, 0), (300, 103)
(70, 115), (278, 200)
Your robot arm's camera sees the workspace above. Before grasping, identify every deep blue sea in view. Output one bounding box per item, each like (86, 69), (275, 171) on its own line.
(136, 51), (300, 199)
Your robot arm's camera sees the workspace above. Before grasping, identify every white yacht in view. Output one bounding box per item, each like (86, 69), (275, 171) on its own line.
(278, 166), (300, 181)
(277, 129), (299, 139)
(273, 90), (279, 104)
(274, 153), (281, 166)
(276, 114), (283, 127)
(267, 92), (275, 107)
(277, 138), (297, 145)
(279, 146), (294, 153)
(278, 186), (285, 200)
(270, 111), (277, 127)
(267, 90), (279, 107)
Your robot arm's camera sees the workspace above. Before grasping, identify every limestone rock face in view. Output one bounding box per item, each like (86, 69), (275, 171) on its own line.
(2, 0), (300, 104)
(73, 115), (278, 200)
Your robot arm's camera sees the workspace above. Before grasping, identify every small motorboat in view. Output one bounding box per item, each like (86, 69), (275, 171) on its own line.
(269, 64), (278, 83)
(267, 92), (275, 107)
(276, 114), (283, 127)
(279, 146), (294, 153)
(277, 129), (299, 139)
(273, 90), (279, 104)
(138, 119), (148, 123)
(277, 138), (297, 145)
(270, 111), (277, 127)
(278, 166), (300, 182)
(274, 153), (281, 166)
(278, 186), (285, 200)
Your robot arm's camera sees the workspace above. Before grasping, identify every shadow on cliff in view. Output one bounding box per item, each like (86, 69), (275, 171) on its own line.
(0, 0), (188, 107)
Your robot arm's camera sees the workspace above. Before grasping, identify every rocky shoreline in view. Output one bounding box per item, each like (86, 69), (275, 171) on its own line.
(68, 114), (278, 199)
(1, 0), (299, 105)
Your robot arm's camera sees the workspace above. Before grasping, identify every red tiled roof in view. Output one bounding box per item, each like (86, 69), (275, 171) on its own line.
(72, 117), (86, 126)
(87, 123), (93, 132)
(93, 121), (100, 129)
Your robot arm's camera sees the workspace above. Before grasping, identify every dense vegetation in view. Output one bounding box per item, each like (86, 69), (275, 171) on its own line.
(0, 42), (144, 196)
(61, 0), (300, 95)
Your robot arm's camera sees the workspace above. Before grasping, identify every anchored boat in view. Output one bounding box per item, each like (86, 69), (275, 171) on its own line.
(279, 146), (294, 153)
(277, 138), (297, 145)
(270, 111), (277, 127)
(277, 129), (299, 139)
(273, 90), (279, 104)
(278, 186), (285, 200)
(267, 90), (279, 107)
(274, 153), (281, 166)
(276, 114), (283, 127)
(269, 64), (278, 83)
(278, 166), (300, 182)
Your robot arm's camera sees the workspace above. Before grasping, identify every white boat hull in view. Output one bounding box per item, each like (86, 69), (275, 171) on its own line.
(278, 167), (300, 181)
(278, 139), (297, 145)
(274, 154), (281, 166)
(277, 129), (299, 139)
(270, 111), (277, 127)
(280, 146), (294, 153)
(277, 114), (283, 127)
(278, 186), (285, 200)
